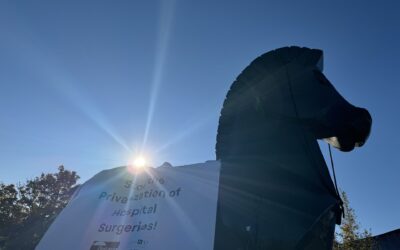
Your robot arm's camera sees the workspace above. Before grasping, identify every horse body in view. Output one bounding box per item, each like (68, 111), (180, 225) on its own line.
(214, 47), (371, 249)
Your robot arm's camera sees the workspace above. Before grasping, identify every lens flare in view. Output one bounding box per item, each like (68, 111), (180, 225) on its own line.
(133, 156), (146, 168)
(127, 155), (149, 174)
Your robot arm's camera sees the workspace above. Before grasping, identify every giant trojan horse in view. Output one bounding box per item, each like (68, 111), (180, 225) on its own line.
(214, 46), (372, 249)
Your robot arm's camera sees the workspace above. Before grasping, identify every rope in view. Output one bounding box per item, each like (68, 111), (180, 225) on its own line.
(328, 144), (339, 196)
(328, 144), (344, 218)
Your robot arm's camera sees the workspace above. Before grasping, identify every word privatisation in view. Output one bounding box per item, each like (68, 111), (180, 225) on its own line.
(98, 221), (158, 235)
(98, 187), (181, 204)
(112, 204), (157, 217)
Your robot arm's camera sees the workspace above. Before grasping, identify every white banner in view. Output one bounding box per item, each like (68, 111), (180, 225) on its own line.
(36, 161), (220, 250)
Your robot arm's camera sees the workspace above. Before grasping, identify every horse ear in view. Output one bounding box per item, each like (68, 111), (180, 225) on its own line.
(316, 52), (324, 71)
(298, 47), (323, 70)
(291, 48), (323, 69)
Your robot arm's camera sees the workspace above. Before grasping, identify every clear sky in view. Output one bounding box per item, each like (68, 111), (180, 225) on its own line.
(0, 0), (399, 236)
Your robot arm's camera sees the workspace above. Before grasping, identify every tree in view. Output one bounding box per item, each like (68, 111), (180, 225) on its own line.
(0, 166), (79, 250)
(334, 191), (376, 250)
(0, 184), (24, 240)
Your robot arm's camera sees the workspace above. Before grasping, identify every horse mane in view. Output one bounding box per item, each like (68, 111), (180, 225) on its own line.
(216, 46), (322, 160)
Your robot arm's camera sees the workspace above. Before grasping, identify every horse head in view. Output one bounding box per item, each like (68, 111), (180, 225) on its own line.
(216, 46), (371, 159)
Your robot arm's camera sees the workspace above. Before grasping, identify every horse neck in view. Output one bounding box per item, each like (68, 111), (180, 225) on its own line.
(217, 115), (337, 198)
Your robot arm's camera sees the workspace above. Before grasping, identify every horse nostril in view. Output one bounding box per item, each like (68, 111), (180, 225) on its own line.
(352, 107), (372, 147)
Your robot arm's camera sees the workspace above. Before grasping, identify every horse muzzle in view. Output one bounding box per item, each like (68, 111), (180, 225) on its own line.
(324, 105), (372, 152)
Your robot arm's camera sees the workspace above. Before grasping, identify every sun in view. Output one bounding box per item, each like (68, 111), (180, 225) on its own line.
(127, 155), (149, 174)
(133, 156), (147, 168)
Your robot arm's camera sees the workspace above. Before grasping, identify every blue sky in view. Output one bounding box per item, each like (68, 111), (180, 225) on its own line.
(0, 0), (399, 235)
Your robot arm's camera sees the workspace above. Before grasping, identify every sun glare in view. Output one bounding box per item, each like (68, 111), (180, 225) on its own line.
(133, 156), (147, 168)
(128, 155), (148, 173)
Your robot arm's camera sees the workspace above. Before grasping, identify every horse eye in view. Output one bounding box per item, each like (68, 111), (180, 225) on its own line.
(313, 70), (330, 86)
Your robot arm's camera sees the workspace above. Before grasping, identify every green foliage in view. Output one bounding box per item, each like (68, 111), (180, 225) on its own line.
(334, 191), (377, 250)
(0, 166), (79, 250)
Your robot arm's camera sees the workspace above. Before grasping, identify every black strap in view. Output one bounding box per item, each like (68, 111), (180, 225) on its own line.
(328, 144), (345, 219)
